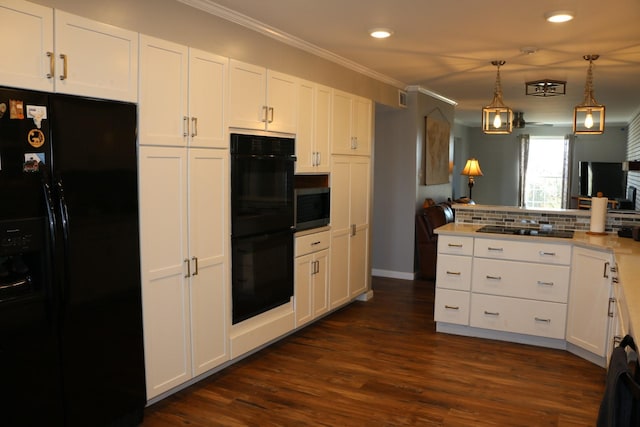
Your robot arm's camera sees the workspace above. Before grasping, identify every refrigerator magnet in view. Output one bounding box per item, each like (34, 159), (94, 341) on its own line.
(9, 99), (24, 119)
(26, 105), (47, 129)
(23, 153), (44, 173)
(27, 129), (45, 148)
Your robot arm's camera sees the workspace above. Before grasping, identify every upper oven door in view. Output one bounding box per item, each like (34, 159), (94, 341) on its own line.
(231, 152), (295, 237)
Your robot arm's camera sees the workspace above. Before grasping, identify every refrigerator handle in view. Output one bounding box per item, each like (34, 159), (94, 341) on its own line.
(41, 178), (57, 251)
(57, 178), (72, 303)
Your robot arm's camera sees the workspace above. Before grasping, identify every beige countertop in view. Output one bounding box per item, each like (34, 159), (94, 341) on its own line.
(436, 222), (640, 337)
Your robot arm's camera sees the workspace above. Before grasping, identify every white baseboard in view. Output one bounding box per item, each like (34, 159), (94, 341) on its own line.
(371, 268), (415, 280)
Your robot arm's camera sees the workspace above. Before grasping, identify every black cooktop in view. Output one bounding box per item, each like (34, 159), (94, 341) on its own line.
(476, 225), (574, 239)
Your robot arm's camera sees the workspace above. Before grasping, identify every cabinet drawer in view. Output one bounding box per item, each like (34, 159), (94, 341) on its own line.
(474, 238), (571, 265)
(470, 293), (567, 339)
(295, 230), (330, 257)
(438, 235), (474, 256)
(436, 254), (472, 291)
(472, 258), (570, 303)
(434, 289), (470, 326)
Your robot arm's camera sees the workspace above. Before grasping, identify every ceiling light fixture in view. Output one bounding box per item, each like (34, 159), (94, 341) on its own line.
(369, 28), (393, 39)
(525, 79), (567, 97)
(573, 55), (605, 135)
(482, 60), (513, 135)
(545, 10), (574, 23)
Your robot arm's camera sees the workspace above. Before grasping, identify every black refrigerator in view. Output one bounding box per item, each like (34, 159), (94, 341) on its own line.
(0, 87), (146, 426)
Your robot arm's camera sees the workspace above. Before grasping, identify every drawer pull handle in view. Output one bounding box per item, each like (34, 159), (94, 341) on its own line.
(444, 305), (460, 310)
(488, 247), (503, 252)
(484, 311), (500, 316)
(311, 241), (321, 246)
(446, 271), (461, 276)
(539, 251), (556, 256)
(486, 275), (502, 280)
(536, 281), (554, 286)
(534, 317), (551, 323)
(447, 243), (463, 248)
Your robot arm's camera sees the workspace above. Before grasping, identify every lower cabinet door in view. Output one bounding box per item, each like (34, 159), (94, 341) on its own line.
(434, 289), (470, 325)
(470, 294), (566, 339)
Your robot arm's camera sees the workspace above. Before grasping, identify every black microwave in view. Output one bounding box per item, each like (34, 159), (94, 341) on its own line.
(295, 187), (330, 231)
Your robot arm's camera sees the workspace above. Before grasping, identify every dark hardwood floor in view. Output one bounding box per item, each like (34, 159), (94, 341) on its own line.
(142, 276), (606, 426)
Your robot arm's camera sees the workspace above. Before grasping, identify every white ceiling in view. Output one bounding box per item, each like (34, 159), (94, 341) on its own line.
(187, 0), (640, 128)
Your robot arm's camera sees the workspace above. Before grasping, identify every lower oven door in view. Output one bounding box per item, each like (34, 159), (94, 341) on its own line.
(231, 229), (294, 324)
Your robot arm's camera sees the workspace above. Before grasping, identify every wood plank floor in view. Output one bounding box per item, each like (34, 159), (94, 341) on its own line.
(142, 276), (606, 426)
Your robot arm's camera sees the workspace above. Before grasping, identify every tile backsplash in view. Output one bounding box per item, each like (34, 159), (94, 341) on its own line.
(453, 205), (640, 233)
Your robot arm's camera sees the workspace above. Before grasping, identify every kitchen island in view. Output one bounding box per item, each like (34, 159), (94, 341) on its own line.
(434, 204), (640, 367)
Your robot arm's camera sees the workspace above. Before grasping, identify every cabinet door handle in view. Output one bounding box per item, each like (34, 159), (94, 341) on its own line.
(183, 116), (189, 137)
(444, 305), (459, 310)
(351, 224), (356, 236)
(192, 256), (199, 276)
(488, 247), (503, 252)
(447, 243), (463, 248)
(46, 51), (55, 79)
(534, 317), (551, 323)
(317, 152), (321, 166)
(184, 258), (191, 278)
(268, 107), (274, 123)
(446, 271), (461, 276)
(485, 275), (502, 280)
(191, 117), (198, 137)
(484, 311), (500, 316)
(262, 106), (268, 123)
(608, 297), (616, 317)
(536, 281), (554, 286)
(316, 260), (320, 274)
(59, 53), (68, 80)
(604, 261), (610, 278)
(539, 251), (556, 257)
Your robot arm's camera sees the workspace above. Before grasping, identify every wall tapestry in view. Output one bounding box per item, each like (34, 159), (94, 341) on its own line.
(424, 116), (450, 185)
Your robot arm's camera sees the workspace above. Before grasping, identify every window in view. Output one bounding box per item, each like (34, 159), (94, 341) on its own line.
(522, 137), (569, 209)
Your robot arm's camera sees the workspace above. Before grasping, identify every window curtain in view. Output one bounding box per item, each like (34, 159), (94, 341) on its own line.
(518, 134), (530, 207)
(561, 134), (575, 208)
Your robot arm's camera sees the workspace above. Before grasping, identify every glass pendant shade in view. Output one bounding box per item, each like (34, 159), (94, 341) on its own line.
(573, 55), (605, 134)
(482, 61), (513, 134)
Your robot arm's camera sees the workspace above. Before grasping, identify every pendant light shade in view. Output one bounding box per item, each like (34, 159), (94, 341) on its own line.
(482, 60), (513, 134)
(573, 55), (605, 134)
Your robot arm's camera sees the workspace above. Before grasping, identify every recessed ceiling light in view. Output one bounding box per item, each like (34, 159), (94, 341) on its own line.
(545, 10), (575, 23)
(369, 28), (393, 39)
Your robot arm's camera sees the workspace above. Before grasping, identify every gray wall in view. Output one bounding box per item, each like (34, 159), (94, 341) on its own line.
(30, 0), (400, 106)
(454, 124), (629, 206)
(372, 91), (454, 277)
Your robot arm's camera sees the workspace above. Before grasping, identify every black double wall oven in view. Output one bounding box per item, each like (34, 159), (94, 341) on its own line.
(230, 133), (296, 324)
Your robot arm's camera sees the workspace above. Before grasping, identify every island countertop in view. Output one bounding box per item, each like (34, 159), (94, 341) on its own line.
(435, 222), (640, 338)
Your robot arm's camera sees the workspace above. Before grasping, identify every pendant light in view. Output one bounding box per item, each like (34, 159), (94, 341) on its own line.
(573, 55), (605, 134)
(482, 60), (513, 134)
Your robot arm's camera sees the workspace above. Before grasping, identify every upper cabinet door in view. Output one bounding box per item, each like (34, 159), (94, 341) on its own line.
(228, 59), (267, 130)
(266, 70), (298, 134)
(54, 10), (138, 102)
(188, 49), (228, 149)
(0, 0), (54, 92)
(139, 35), (189, 147)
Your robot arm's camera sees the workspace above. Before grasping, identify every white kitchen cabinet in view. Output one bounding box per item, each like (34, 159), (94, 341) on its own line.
(294, 230), (330, 326)
(0, 2), (138, 101)
(329, 155), (370, 308)
(434, 236), (474, 326)
(0, 0), (53, 92)
(331, 90), (372, 155)
(139, 146), (229, 399)
(228, 59), (298, 133)
(296, 80), (331, 173)
(566, 246), (614, 361)
(139, 35), (227, 148)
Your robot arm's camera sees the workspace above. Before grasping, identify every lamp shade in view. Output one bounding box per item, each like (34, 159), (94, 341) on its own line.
(461, 158), (483, 176)
(482, 60), (513, 135)
(573, 55), (605, 135)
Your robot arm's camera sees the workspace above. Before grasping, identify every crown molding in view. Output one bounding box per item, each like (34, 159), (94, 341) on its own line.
(406, 85), (458, 106)
(177, 0), (408, 89)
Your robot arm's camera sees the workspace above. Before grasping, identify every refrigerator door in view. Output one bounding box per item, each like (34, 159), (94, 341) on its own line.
(50, 95), (146, 425)
(0, 87), (63, 426)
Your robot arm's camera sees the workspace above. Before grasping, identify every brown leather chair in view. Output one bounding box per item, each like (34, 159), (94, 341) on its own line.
(415, 203), (454, 280)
